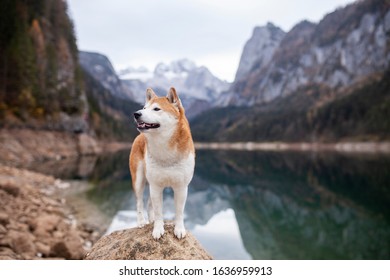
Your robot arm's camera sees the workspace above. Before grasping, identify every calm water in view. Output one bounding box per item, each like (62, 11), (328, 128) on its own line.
(41, 149), (390, 260)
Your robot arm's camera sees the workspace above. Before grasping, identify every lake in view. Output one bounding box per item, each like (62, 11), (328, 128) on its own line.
(42, 148), (390, 260)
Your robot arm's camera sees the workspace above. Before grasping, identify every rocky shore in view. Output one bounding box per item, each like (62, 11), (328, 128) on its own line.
(0, 164), (101, 259)
(0, 128), (101, 167)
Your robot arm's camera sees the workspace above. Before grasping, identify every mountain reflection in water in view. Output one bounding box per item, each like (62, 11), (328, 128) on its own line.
(47, 149), (390, 260)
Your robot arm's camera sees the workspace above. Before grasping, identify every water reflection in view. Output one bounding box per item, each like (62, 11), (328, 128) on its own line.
(191, 209), (251, 260)
(194, 150), (390, 259)
(50, 149), (390, 259)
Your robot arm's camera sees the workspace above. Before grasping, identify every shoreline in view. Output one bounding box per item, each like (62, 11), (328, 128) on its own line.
(194, 141), (390, 153)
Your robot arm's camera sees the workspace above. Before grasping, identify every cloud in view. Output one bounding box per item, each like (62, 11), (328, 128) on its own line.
(68, 0), (355, 82)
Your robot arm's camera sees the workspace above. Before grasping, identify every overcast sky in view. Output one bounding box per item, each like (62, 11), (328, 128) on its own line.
(67, 0), (355, 82)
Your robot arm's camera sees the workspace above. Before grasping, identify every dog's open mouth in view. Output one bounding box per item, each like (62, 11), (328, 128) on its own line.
(136, 121), (160, 130)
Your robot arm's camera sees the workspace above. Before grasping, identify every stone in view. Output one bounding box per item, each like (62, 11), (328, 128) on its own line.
(0, 183), (20, 197)
(0, 164), (100, 260)
(32, 214), (61, 237)
(9, 230), (36, 255)
(85, 222), (213, 260)
(0, 212), (10, 226)
(0, 247), (21, 260)
(0, 224), (6, 234)
(35, 242), (51, 257)
(50, 230), (85, 259)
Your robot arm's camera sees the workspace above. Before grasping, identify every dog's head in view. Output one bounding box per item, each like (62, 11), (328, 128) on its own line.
(133, 87), (183, 134)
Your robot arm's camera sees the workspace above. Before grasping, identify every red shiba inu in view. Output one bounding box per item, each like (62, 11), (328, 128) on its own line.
(129, 87), (195, 239)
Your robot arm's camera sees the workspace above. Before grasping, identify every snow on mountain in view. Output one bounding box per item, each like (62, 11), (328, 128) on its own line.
(119, 59), (230, 119)
(118, 66), (153, 81)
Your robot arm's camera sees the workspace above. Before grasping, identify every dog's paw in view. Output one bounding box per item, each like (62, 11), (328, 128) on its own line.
(174, 223), (186, 239)
(152, 221), (164, 239)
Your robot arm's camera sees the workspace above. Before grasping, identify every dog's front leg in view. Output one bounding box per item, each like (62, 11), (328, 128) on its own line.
(173, 185), (188, 239)
(149, 185), (164, 239)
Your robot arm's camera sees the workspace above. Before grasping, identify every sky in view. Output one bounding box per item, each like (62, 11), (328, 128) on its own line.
(67, 0), (355, 82)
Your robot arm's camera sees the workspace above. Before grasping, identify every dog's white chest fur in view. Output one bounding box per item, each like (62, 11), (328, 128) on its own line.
(145, 148), (195, 188)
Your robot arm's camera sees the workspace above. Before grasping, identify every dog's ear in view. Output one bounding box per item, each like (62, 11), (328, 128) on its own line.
(146, 88), (157, 102)
(167, 87), (182, 108)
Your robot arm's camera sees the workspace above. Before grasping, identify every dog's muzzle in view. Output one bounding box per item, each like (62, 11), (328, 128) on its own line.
(133, 111), (160, 130)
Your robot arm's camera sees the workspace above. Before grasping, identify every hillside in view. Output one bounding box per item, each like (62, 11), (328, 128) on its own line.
(191, 70), (390, 142)
(79, 51), (135, 100)
(0, 0), (86, 131)
(0, 1), (141, 141)
(82, 69), (140, 141)
(78, 51), (141, 141)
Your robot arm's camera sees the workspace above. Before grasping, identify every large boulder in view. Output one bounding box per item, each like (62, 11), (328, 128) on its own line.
(85, 222), (213, 260)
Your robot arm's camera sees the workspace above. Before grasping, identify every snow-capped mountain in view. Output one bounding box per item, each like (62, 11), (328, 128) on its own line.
(119, 59), (230, 119)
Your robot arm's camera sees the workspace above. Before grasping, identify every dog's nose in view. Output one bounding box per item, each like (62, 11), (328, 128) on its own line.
(134, 111), (142, 120)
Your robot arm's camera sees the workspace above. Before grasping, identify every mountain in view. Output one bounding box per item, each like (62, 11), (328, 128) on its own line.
(0, 0), (87, 132)
(192, 70), (390, 142)
(120, 59), (230, 119)
(79, 51), (135, 100)
(82, 68), (140, 141)
(78, 51), (143, 140)
(235, 23), (285, 81)
(191, 0), (390, 142)
(223, 0), (390, 107)
(219, 22), (285, 106)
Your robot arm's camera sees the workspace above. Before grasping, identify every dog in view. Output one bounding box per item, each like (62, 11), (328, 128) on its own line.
(129, 87), (195, 239)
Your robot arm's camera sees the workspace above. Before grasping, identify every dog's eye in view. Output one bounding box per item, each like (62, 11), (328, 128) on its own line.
(153, 108), (161, 111)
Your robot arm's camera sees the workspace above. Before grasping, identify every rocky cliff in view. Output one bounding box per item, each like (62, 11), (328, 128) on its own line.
(219, 23), (285, 106)
(225, 0), (390, 106)
(79, 51), (135, 100)
(235, 23), (285, 82)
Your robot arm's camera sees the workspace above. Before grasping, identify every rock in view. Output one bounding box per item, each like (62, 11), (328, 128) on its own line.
(0, 247), (21, 260)
(0, 212), (10, 226)
(50, 230), (85, 259)
(78, 133), (102, 155)
(0, 224), (6, 234)
(31, 214), (61, 237)
(85, 222), (213, 260)
(0, 183), (20, 197)
(8, 230), (36, 256)
(35, 241), (51, 257)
